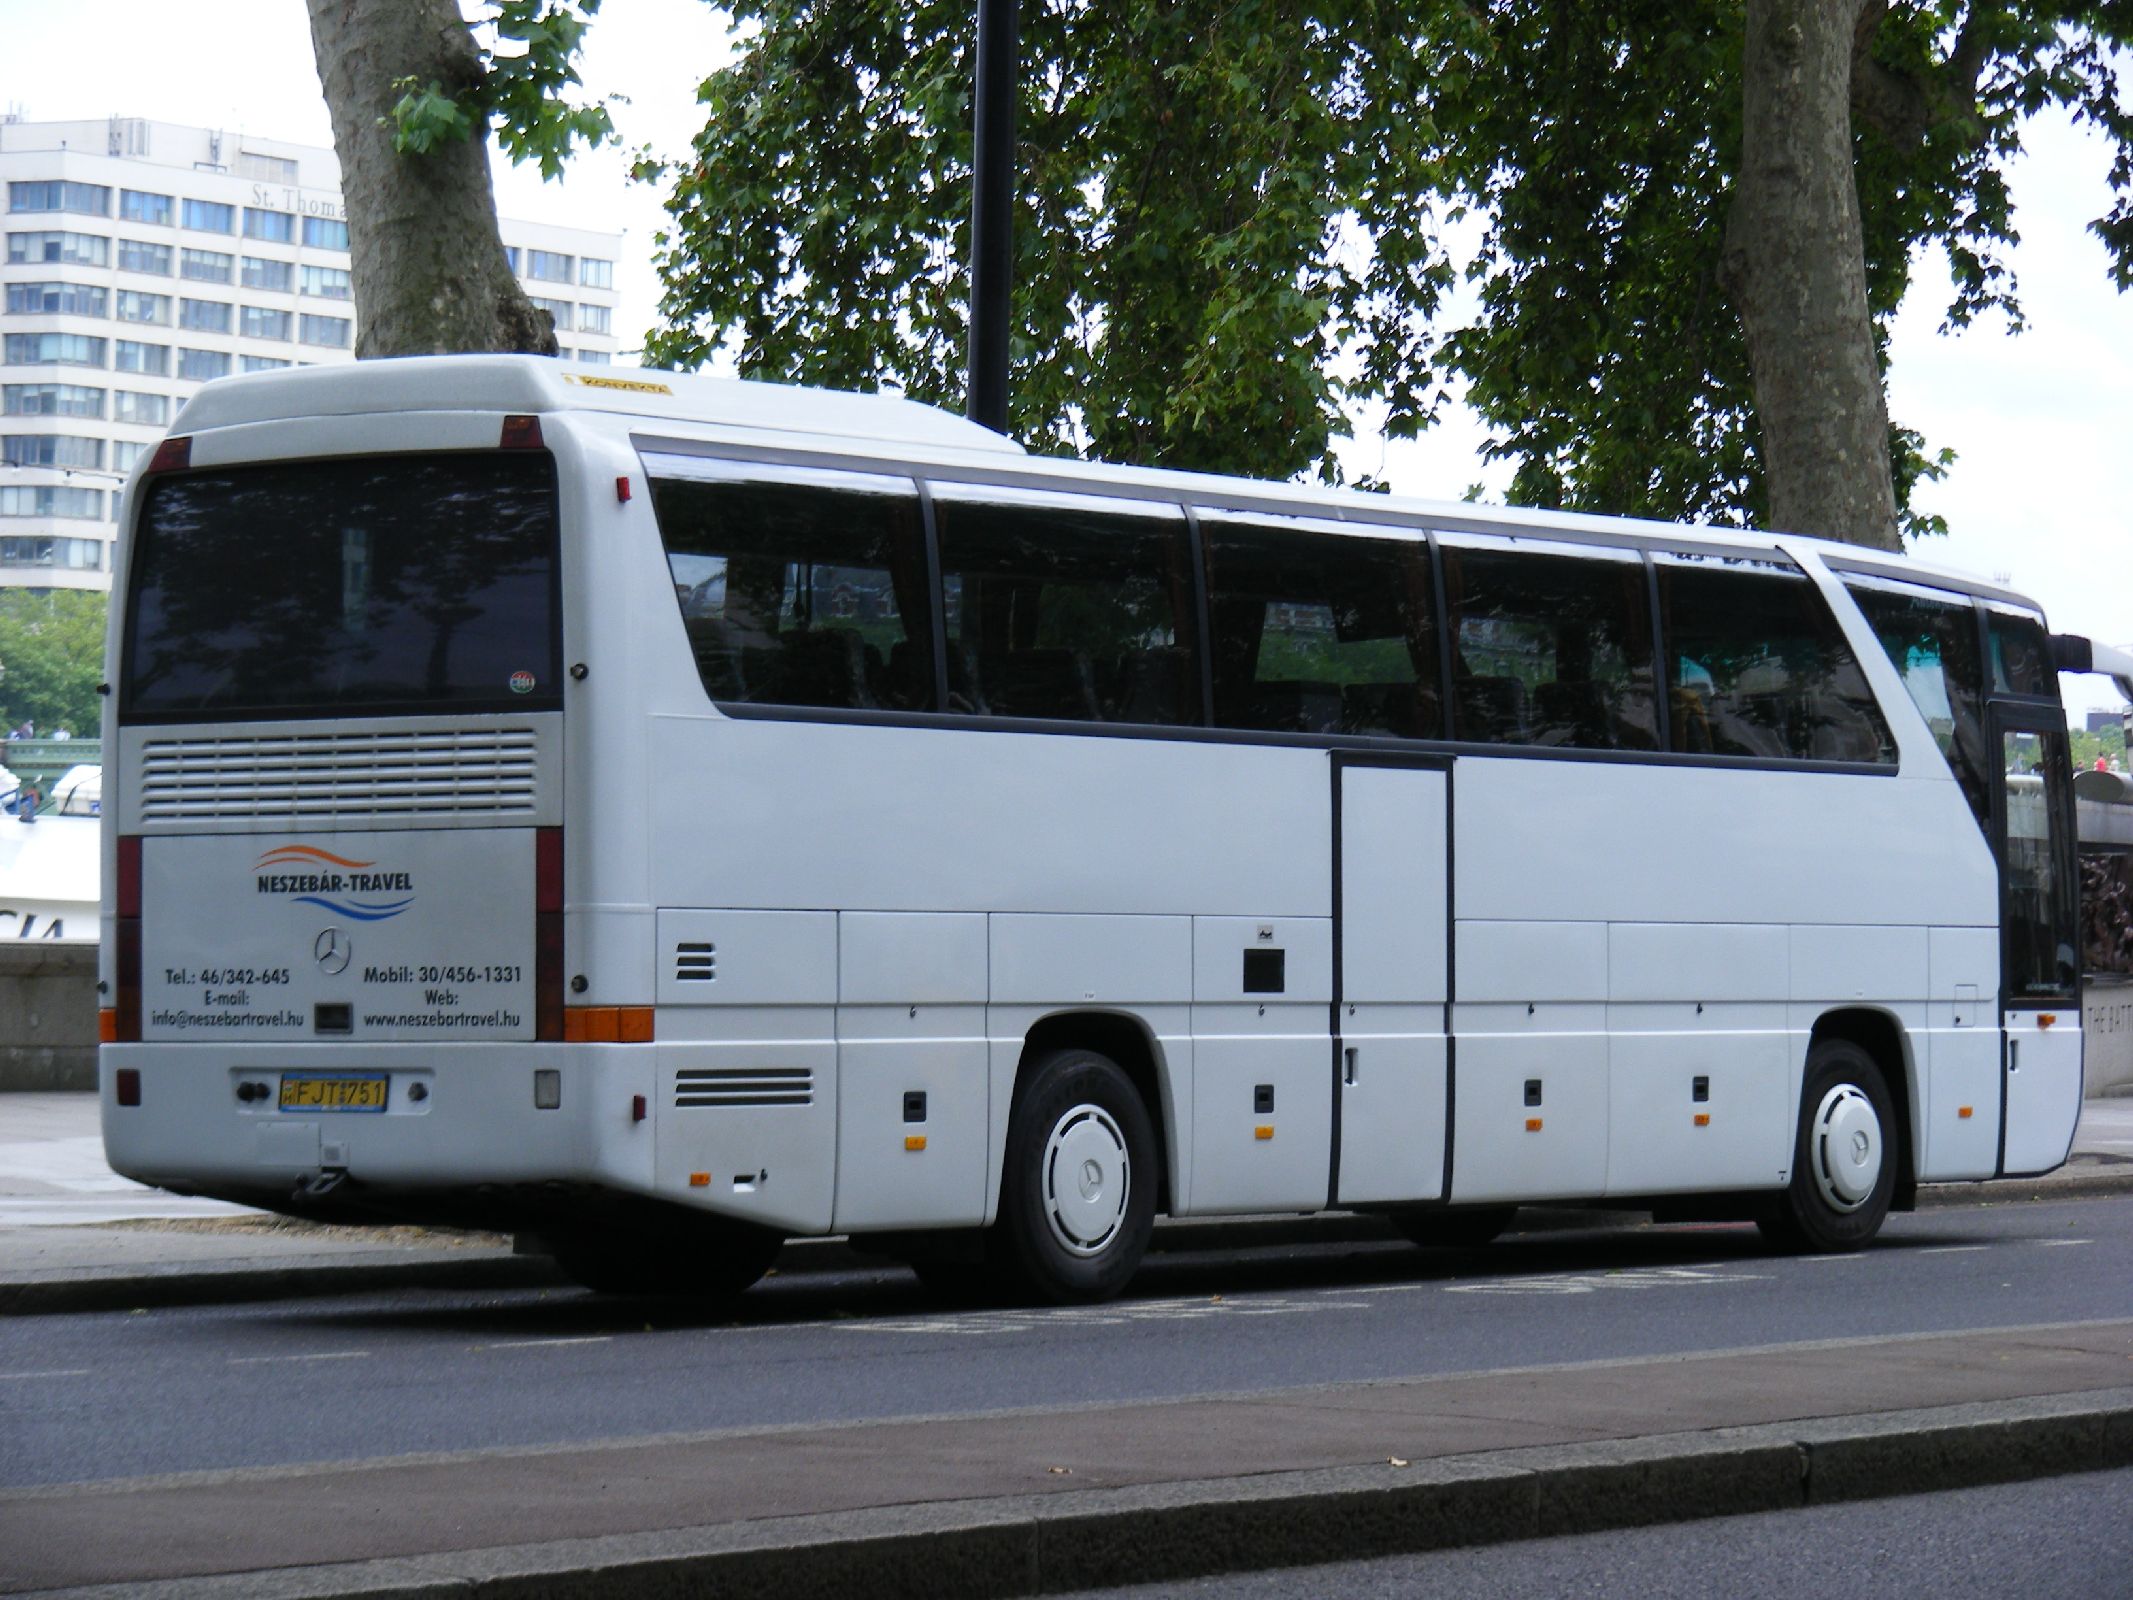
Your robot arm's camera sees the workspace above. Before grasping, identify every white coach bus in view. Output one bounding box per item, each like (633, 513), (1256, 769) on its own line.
(100, 357), (2106, 1302)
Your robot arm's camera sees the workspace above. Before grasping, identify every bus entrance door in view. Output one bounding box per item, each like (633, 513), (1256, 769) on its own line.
(1994, 718), (2083, 1175)
(1333, 756), (1452, 1205)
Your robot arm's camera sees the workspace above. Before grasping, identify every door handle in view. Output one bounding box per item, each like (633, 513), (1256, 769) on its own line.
(1344, 1047), (1358, 1086)
(2009, 1039), (2019, 1074)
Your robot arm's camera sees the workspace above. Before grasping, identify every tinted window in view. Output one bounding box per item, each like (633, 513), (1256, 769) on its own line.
(2003, 730), (2077, 998)
(123, 452), (560, 720)
(934, 490), (1197, 725)
(1656, 554), (1893, 764)
(1847, 578), (1991, 829)
(1987, 608), (2055, 698)
(1203, 513), (1437, 736)
(649, 460), (932, 713)
(1442, 541), (1658, 750)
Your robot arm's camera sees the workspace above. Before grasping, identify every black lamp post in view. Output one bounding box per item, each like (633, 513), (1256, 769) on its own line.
(966, 0), (1017, 434)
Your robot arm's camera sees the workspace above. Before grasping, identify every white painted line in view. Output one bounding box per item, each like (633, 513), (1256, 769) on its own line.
(1801, 1254), (1868, 1263)
(2036, 1238), (2092, 1247)
(227, 1351), (371, 1366)
(0, 1368), (90, 1381)
(1919, 1245), (1990, 1255)
(480, 1336), (613, 1350)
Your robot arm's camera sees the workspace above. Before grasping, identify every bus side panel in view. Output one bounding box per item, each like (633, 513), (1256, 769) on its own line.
(2002, 1009), (2083, 1176)
(1918, 926), (2001, 1179)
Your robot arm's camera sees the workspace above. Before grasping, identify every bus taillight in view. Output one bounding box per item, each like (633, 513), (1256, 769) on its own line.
(535, 826), (563, 1042)
(114, 834), (142, 1043)
(144, 436), (191, 475)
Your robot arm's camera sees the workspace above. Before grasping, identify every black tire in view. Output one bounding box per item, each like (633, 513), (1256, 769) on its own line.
(995, 1047), (1158, 1304)
(1758, 1040), (1897, 1253)
(549, 1215), (783, 1299)
(1391, 1205), (1517, 1250)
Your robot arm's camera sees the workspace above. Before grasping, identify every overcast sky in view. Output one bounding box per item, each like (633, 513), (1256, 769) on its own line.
(5, 0), (2127, 712)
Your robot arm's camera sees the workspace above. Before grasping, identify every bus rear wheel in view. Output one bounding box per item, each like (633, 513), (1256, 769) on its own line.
(1758, 1040), (1896, 1253)
(996, 1048), (1157, 1304)
(549, 1216), (783, 1299)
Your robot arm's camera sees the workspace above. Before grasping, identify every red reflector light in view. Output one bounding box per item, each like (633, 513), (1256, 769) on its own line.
(114, 835), (143, 1043)
(144, 436), (192, 475)
(535, 826), (563, 1042)
(499, 414), (545, 450)
(616, 475), (632, 502)
(115, 1068), (141, 1107)
(116, 834), (142, 919)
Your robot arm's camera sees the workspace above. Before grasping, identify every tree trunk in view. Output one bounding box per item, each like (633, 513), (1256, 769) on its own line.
(305, 0), (555, 357)
(1721, 0), (1900, 551)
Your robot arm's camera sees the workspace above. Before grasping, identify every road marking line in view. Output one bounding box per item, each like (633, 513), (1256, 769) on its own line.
(1920, 1245), (1990, 1255)
(0, 1368), (90, 1381)
(480, 1336), (613, 1350)
(227, 1351), (370, 1366)
(1801, 1254), (1868, 1263)
(2036, 1238), (2092, 1247)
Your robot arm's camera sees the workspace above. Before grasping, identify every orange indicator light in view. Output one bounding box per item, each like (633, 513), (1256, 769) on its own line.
(2037, 1013), (2057, 1029)
(1693, 1112), (1711, 1127)
(1525, 1117), (1543, 1133)
(1958, 1106), (1973, 1119)
(688, 1171), (710, 1188)
(905, 1134), (928, 1152)
(1254, 1125), (1274, 1141)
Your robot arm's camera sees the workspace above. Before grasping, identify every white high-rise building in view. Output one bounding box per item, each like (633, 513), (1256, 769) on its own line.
(0, 115), (624, 592)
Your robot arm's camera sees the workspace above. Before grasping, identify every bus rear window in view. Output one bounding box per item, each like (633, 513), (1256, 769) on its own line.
(122, 452), (560, 720)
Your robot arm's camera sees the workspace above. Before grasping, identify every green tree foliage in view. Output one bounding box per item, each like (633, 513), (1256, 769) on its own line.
(645, 0), (1469, 481)
(388, 0), (618, 179)
(1424, 1), (2131, 535)
(0, 591), (105, 740)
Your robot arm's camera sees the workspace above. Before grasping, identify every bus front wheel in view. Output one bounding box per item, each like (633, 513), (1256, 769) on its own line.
(1758, 1040), (1896, 1253)
(996, 1048), (1157, 1304)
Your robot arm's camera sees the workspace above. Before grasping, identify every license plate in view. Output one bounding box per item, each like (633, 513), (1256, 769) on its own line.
(278, 1073), (389, 1112)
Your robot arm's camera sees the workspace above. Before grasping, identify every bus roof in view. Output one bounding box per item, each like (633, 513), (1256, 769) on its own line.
(166, 355), (2038, 611)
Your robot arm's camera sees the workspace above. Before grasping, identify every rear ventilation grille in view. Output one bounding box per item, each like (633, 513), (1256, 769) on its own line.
(674, 942), (716, 983)
(674, 1067), (812, 1108)
(138, 728), (539, 822)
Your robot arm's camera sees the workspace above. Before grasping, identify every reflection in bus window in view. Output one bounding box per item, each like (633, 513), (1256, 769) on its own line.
(1201, 513), (1438, 737)
(1441, 542), (1657, 750)
(1656, 554), (1893, 764)
(933, 491), (1197, 725)
(650, 463), (933, 712)
(1847, 578), (1991, 830)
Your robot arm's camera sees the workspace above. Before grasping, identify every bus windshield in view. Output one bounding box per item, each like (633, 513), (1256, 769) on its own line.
(121, 451), (560, 721)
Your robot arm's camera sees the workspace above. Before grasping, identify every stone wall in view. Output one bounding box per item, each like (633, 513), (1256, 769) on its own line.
(0, 941), (97, 1091)
(2083, 975), (2133, 1098)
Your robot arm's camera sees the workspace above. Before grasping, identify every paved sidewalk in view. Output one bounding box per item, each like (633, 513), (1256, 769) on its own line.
(4, 1319), (2130, 1597)
(2, 1093), (2129, 1315)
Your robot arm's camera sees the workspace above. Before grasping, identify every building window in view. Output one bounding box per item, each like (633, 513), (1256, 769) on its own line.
(2, 434), (104, 470)
(177, 347), (232, 381)
(115, 290), (170, 324)
(578, 257), (614, 289)
(4, 384), (104, 419)
(576, 302), (611, 335)
(112, 390), (170, 425)
(0, 484), (104, 519)
(180, 247), (234, 283)
(120, 189), (173, 226)
(503, 245), (521, 273)
(236, 152), (301, 185)
(300, 263), (352, 299)
(9, 181), (110, 217)
(0, 535), (105, 570)
(181, 198), (235, 234)
(575, 347), (612, 365)
(529, 295), (573, 331)
(298, 313), (351, 348)
(240, 355), (291, 373)
(243, 207), (295, 243)
(179, 298), (233, 334)
(117, 238), (172, 275)
(3, 333), (107, 368)
(242, 256), (294, 292)
(5, 281), (107, 317)
(112, 439), (149, 473)
(301, 215), (350, 251)
(7, 230), (108, 267)
(525, 249), (573, 282)
(240, 306), (291, 341)
(114, 340), (171, 376)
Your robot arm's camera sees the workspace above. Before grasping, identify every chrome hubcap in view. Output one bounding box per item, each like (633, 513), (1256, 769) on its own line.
(1043, 1103), (1130, 1257)
(1810, 1083), (1882, 1211)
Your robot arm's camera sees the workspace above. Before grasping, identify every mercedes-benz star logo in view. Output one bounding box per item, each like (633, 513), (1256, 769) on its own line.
(314, 927), (350, 976)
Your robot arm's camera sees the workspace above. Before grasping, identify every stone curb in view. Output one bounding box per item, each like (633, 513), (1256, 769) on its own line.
(16, 1389), (2133, 1599)
(5, 1167), (2128, 1318)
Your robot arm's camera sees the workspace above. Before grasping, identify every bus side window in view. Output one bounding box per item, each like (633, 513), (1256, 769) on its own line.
(931, 491), (1198, 726)
(648, 466), (934, 713)
(1200, 513), (1439, 738)
(1845, 578), (1992, 831)
(1655, 554), (1895, 765)
(1439, 542), (1658, 751)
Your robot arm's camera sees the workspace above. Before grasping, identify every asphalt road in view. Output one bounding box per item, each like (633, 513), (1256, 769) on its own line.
(4, 1194), (2129, 1490)
(1053, 1467), (2133, 1600)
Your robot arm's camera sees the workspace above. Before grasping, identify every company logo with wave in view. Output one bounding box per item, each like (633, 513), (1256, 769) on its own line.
(253, 844), (416, 922)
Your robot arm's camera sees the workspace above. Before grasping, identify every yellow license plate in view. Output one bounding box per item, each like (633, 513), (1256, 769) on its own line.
(278, 1073), (389, 1112)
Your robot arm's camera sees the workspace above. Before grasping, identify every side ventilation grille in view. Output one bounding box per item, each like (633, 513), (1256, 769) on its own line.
(138, 728), (539, 823)
(674, 942), (716, 983)
(675, 1067), (812, 1109)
